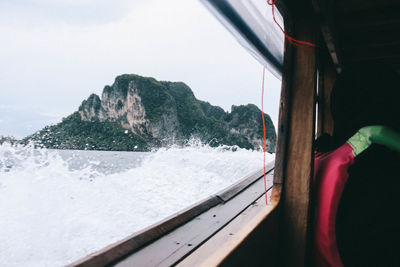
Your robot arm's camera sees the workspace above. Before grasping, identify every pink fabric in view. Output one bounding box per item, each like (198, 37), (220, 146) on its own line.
(313, 142), (355, 267)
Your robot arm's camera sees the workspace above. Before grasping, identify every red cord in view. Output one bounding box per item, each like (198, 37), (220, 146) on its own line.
(261, 67), (268, 206)
(266, 0), (316, 48)
(261, 1), (315, 206)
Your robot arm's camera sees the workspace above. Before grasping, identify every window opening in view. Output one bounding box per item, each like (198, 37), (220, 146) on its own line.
(0, 0), (283, 265)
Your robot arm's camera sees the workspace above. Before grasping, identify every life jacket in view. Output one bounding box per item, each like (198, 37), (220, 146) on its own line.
(313, 125), (400, 267)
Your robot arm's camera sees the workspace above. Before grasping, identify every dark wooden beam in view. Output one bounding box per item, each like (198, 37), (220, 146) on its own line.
(312, 0), (343, 72)
(278, 13), (317, 267)
(317, 52), (335, 137)
(178, 185), (280, 267)
(273, 0), (293, 187)
(70, 196), (222, 267)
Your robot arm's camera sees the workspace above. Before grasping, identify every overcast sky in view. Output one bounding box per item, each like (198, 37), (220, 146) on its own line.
(0, 0), (282, 138)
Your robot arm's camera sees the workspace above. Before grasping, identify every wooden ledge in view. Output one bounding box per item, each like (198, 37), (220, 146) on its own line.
(70, 162), (275, 267)
(177, 185), (281, 267)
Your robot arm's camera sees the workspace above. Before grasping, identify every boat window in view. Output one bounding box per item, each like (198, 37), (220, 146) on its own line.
(0, 0), (282, 266)
(201, 0), (284, 78)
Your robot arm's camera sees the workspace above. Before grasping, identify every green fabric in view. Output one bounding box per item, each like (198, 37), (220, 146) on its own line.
(347, 126), (400, 157)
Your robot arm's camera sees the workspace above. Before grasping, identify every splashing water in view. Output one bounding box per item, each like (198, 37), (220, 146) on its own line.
(0, 140), (274, 266)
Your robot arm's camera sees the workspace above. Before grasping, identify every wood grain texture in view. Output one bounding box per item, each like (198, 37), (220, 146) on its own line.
(115, 171), (274, 267)
(317, 53), (336, 137)
(312, 0), (343, 72)
(322, 59), (336, 135)
(217, 161), (274, 202)
(278, 12), (317, 267)
(220, 186), (281, 267)
(273, 12), (294, 186)
(69, 196), (221, 267)
(177, 186), (281, 267)
(70, 163), (274, 267)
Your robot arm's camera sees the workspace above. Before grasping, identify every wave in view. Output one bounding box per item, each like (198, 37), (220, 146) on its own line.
(0, 140), (274, 266)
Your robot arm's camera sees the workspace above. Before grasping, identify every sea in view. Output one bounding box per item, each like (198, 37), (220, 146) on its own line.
(0, 140), (274, 267)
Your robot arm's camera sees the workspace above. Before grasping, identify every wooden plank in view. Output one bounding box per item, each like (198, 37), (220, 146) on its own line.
(70, 164), (275, 267)
(322, 61), (335, 135)
(177, 186), (281, 267)
(312, 0), (343, 72)
(69, 196), (221, 267)
(317, 54), (335, 137)
(219, 187), (281, 267)
(273, 8), (294, 186)
(278, 12), (317, 267)
(113, 171), (274, 267)
(217, 161), (274, 202)
(317, 61), (325, 137)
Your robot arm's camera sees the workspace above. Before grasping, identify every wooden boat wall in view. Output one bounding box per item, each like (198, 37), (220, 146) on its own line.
(70, 0), (400, 266)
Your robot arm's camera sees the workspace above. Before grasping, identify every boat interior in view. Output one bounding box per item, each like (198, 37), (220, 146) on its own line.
(70, 0), (400, 266)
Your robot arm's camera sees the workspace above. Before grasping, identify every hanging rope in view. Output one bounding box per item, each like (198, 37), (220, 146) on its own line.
(261, 67), (269, 206)
(261, 0), (316, 206)
(266, 0), (316, 48)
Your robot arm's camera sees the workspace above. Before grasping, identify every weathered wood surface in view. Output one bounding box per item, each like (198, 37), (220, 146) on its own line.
(219, 186), (281, 267)
(114, 170), (274, 267)
(177, 185), (281, 267)
(273, 4), (294, 186)
(70, 196), (220, 267)
(312, 0), (343, 72)
(217, 161), (274, 202)
(317, 53), (335, 137)
(277, 9), (317, 267)
(70, 164), (274, 267)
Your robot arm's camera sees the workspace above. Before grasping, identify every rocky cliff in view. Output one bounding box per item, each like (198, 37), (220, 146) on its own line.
(24, 74), (276, 152)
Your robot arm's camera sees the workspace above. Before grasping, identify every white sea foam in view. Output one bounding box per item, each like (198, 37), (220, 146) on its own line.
(0, 141), (274, 266)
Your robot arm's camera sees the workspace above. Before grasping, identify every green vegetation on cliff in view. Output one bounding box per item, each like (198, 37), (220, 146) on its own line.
(23, 112), (148, 151)
(24, 74), (276, 152)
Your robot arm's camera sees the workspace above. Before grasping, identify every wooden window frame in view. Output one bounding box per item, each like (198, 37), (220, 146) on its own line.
(70, 1), (333, 266)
